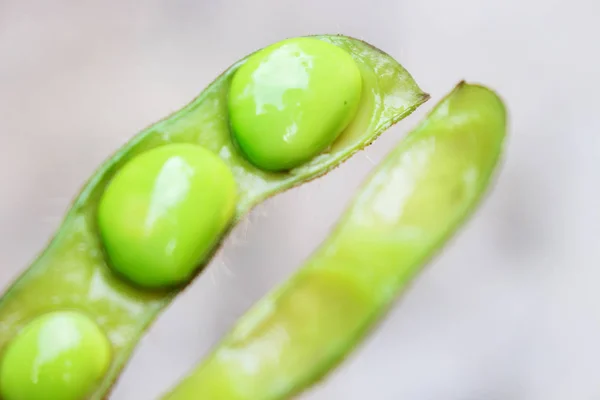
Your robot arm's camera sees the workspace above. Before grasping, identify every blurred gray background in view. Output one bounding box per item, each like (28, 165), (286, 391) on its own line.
(1, 0), (599, 399)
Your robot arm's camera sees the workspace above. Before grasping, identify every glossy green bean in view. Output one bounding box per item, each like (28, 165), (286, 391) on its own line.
(0, 35), (428, 399)
(229, 37), (364, 171)
(163, 81), (507, 400)
(0, 311), (112, 400)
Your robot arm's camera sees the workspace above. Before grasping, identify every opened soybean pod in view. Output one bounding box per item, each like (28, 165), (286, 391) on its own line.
(0, 35), (428, 400)
(163, 82), (507, 400)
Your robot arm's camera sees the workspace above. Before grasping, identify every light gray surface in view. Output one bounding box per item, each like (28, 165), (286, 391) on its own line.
(1, 1), (599, 399)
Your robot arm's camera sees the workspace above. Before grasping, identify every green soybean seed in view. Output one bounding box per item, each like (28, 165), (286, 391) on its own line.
(98, 143), (237, 288)
(229, 37), (363, 171)
(0, 35), (427, 399)
(0, 311), (111, 400)
(163, 82), (507, 400)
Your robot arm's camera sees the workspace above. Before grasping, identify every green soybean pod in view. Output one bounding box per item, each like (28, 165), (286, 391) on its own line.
(0, 35), (428, 399)
(163, 82), (507, 400)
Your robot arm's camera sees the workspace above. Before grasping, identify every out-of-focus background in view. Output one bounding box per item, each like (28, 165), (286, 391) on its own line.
(1, 1), (599, 399)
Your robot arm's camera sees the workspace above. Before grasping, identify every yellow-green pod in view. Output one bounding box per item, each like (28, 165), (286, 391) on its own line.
(163, 82), (507, 400)
(0, 35), (428, 399)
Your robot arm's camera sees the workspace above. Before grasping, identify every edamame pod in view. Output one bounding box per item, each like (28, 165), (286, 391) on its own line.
(0, 35), (427, 399)
(163, 82), (507, 400)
